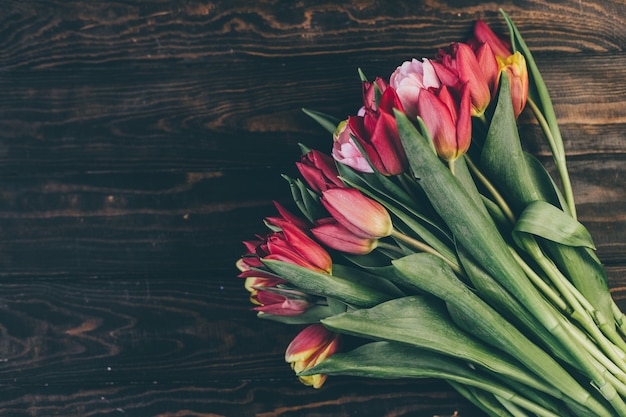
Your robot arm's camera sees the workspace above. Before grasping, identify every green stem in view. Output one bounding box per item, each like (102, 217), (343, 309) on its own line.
(376, 241), (407, 258)
(521, 237), (626, 375)
(507, 246), (569, 313)
(527, 98), (577, 220)
(448, 158), (456, 175)
(465, 155), (516, 224)
(390, 229), (463, 275)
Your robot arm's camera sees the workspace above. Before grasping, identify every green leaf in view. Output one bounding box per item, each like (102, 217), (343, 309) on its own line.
(322, 295), (561, 399)
(301, 108), (340, 134)
(514, 201), (595, 249)
(396, 110), (549, 320)
(391, 253), (603, 412)
(480, 73), (555, 213)
(306, 341), (569, 417)
(262, 259), (393, 308)
(332, 263), (406, 299)
(282, 175), (325, 222)
(257, 305), (335, 324)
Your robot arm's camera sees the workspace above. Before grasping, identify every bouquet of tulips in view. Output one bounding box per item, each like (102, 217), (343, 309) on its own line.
(236, 10), (626, 417)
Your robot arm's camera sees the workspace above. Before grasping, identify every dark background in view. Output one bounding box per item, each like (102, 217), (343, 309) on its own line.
(0, 1), (625, 416)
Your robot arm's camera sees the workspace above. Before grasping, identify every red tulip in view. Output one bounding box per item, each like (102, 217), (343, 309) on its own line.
(348, 87), (408, 175)
(285, 324), (341, 388)
(472, 19), (512, 59)
(296, 149), (343, 194)
(362, 76), (389, 112)
(433, 42), (495, 117)
(475, 42), (499, 97)
(265, 201), (311, 231)
(263, 222), (332, 273)
(320, 188), (392, 239)
(312, 218), (379, 255)
(417, 84), (472, 162)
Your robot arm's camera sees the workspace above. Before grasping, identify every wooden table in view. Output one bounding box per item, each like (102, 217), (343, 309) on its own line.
(1, 1), (625, 416)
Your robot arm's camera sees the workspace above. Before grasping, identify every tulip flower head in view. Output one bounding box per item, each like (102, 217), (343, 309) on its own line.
(362, 76), (389, 112)
(312, 217), (379, 255)
(321, 188), (393, 240)
(331, 119), (374, 173)
(433, 42), (495, 117)
(252, 288), (314, 316)
(296, 149), (344, 194)
(497, 52), (529, 118)
(389, 58), (440, 120)
(263, 222), (333, 274)
(285, 324), (341, 388)
(472, 19), (512, 59)
(348, 87), (408, 175)
(417, 84), (472, 162)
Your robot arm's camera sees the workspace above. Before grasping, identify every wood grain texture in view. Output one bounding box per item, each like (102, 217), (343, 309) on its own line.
(0, 0), (625, 416)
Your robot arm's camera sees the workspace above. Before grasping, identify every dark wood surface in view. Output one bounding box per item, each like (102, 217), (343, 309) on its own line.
(0, 1), (625, 416)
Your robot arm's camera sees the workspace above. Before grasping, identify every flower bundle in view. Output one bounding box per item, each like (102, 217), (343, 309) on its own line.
(236, 11), (626, 417)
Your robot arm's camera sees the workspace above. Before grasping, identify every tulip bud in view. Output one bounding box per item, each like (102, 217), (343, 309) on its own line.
(331, 120), (374, 173)
(362, 76), (389, 112)
(312, 218), (379, 255)
(417, 84), (472, 162)
(389, 58), (440, 119)
(348, 87), (408, 175)
(285, 324), (341, 388)
(296, 149), (343, 194)
(252, 289), (313, 316)
(320, 188), (393, 239)
(497, 52), (529, 118)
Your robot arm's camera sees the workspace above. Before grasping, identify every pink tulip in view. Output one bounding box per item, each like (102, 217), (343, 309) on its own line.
(312, 218), (379, 255)
(285, 324), (341, 388)
(417, 84), (472, 162)
(389, 58), (440, 119)
(296, 149), (344, 194)
(320, 188), (392, 239)
(433, 42), (495, 116)
(472, 19), (512, 59)
(348, 87), (408, 175)
(331, 120), (374, 173)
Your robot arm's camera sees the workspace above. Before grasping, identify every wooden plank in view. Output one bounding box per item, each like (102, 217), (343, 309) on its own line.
(0, 380), (476, 417)
(1, 1), (626, 71)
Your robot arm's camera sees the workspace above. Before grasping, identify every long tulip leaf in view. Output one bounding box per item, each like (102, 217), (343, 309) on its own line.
(257, 305), (335, 324)
(391, 252), (604, 409)
(322, 295), (568, 400)
(305, 340), (575, 417)
(480, 73), (555, 213)
(262, 259), (393, 308)
(301, 108), (340, 134)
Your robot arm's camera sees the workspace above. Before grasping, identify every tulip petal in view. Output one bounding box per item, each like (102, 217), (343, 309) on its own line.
(474, 19), (512, 59)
